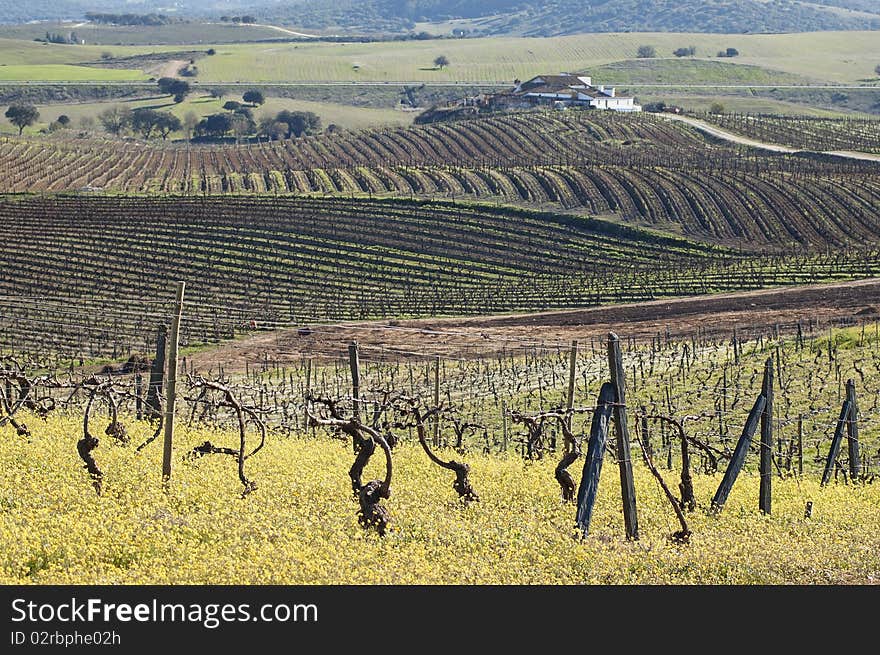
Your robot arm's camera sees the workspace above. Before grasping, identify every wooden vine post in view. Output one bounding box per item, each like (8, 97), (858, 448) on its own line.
(821, 398), (853, 486)
(846, 379), (861, 479)
(145, 324), (167, 421)
(433, 355), (441, 447)
(759, 357), (773, 514)
(565, 340), (578, 435)
(607, 332), (638, 540)
(575, 382), (616, 537)
(348, 342), (360, 421)
(161, 281), (185, 482)
(711, 394), (766, 513)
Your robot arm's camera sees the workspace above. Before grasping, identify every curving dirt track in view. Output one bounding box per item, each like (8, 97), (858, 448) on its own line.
(186, 277), (880, 370)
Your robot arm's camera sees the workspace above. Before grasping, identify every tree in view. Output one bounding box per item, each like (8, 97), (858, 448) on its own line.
(726, 47), (739, 57)
(56, 114), (70, 127)
(433, 55), (450, 69)
(242, 90), (265, 106)
(275, 110), (321, 138)
(130, 108), (163, 139)
(874, 64), (880, 76)
(155, 112), (182, 140)
(637, 45), (656, 58)
(709, 102), (725, 114)
(206, 48), (216, 56)
(257, 116), (287, 141)
(157, 78), (190, 103)
(673, 46), (696, 57)
(5, 103), (40, 135)
(98, 105), (132, 135)
(195, 113), (233, 138)
(223, 101), (242, 112)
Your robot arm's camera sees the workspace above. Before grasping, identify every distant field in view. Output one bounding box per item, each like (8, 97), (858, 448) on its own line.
(587, 59), (817, 86)
(2, 32), (878, 85)
(0, 93), (415, 136)
(0, 22), (289, 46)
(0, 64), (148, 82)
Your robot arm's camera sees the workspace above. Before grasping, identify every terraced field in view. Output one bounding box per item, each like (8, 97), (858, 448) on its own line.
(2, 111), (879, 248)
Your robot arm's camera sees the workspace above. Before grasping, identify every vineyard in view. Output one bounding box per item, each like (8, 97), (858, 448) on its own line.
(700, 113), (880, 155)
(2, 111), (879, 247)
(2, 316), (879, 584)
(4, 194), (880, 359)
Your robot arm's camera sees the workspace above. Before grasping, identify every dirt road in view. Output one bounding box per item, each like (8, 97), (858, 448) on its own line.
(186, 277), (880, 370)
(662, 114), (880, 163)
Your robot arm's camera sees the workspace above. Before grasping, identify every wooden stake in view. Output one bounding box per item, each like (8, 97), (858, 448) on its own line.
(575, 382), (615, 537)
(348, 342), (360, 421)
(822, 399), (853, 486)
(759, 357), (773, 514)
(162, 281), (185, 482)
(711, 394), (766, 513)
(846, 379), (861, 479)
(433, 355), (441, 447)
(607, 332), (638, 540)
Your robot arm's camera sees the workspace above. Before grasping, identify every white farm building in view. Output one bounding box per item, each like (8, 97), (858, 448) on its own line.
(501, 73), (641, 112)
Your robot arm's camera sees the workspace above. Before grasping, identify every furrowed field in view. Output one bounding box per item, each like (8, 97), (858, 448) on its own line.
(3, 418), (878, 585)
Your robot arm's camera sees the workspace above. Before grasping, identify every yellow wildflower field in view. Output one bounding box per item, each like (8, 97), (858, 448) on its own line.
(2, 413), (878, 585)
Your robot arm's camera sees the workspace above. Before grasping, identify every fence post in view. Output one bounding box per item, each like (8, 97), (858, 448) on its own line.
(135, 372), (143, 421)
(575, 382), (616, 537)
(798, 415), (804, 477)
(759, 357), (773, 514)
(607, 332), (638, 540)
(711, 394), (766, 513)
(145, 325), (167, 421)
(303, 357), (312, 431)
(566, 340), (578, 436)
(821, 399), (853, 486)
(348, 342), (360, 421)
(433, 355), (441, 447)
(846, 379), (861, 479)
(501, 401), (508, 453)
(162, 281), (185, 482)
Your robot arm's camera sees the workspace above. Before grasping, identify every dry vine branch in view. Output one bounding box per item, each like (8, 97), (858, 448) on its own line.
(307, 393), (396, 534)
(397, 399), (479, 504)
(635, 433), (691, 544)
(186, 375), (267, 496)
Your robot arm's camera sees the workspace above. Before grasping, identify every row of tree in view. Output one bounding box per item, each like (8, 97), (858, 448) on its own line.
(638, 45), (739, 58)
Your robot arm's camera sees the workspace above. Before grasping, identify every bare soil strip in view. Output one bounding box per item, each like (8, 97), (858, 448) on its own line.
(186, 277), (880, 369)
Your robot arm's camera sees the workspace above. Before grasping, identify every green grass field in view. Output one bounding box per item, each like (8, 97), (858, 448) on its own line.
(0, 64), (148, 82)
(1, 32), (878, 85)
(0, 93), (415, 136)
(0, 21), (290, 46)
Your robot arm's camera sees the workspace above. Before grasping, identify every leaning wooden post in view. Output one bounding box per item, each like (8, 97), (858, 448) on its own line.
(145, 324), (167, 421)
(821, 399), (853, 486)
(348, 342), (360, 421)
(845, 379), (861, 480)
(711, 394), (766, 513)
(162, 281), (185, 482)
(565, 340), (578, 435)
(607, 332), (638, 540)
(432, 355), (441, 447)
(759, 357), (773, 514)
(575, 382), (616, 537)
